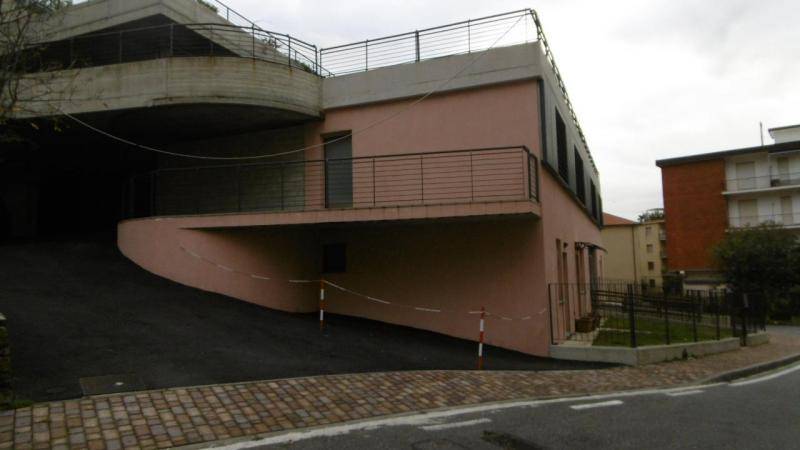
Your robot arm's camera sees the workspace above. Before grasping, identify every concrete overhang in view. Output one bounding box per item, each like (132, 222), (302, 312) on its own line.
(14, 56), (322, 137)
(122, 200), (541, 230)
(39, 0), (232, 41)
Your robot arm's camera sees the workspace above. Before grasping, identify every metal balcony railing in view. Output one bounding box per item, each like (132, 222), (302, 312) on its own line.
(24, 8), (593, 170)
(127, 146), (539, 219)
(725, 172), (800, 192)
(26, 22), (322, 74)
(729, 214), (798, 228)
(318, 10), (537, 76)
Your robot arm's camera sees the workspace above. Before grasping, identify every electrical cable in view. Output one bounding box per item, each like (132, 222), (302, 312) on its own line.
(60, 14), (526, 161)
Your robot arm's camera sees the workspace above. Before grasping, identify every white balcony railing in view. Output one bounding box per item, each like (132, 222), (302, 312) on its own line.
(725, 172), (800, 192)
(729, 214), (797, 228)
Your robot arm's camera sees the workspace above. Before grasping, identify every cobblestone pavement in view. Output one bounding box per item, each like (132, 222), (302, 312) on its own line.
(5, 333), (800, 450)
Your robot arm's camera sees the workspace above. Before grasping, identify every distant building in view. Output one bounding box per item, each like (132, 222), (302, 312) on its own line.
(656, 124), (800, 291)
(601, 210), (667, 288)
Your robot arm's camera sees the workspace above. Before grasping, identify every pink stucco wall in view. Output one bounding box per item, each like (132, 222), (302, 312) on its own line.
(117, 80), (603, 356)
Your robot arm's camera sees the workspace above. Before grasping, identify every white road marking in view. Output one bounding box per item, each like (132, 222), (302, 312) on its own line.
(666, 389), (704, 397)
(569, 400), (624, 410)
(421, 418), (491, 431)
(729, 362), (800, 387)
(209, 384), (725, 449)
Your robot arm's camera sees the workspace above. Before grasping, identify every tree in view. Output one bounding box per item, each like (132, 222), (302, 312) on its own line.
(638, 208), (664, 223)
(713, 224), (800, 309)
(0, 0), (72, 141)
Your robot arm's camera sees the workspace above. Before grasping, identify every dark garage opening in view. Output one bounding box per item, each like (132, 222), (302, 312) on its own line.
(0, 126), (156, 241)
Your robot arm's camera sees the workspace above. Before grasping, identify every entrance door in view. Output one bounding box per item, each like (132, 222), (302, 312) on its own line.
(324, 136), (353, 208)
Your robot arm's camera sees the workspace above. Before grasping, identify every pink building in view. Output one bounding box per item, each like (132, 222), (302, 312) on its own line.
(4, 1), (603, 356)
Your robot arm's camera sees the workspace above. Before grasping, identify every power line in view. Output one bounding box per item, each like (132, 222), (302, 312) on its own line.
(61, 14), (525, 161)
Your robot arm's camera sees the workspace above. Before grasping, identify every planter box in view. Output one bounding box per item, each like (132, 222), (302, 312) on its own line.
(550, 336), (752, 366)
(575, 316), (596, 333)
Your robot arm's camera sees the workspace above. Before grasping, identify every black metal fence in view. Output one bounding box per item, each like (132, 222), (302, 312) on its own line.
(128, 146), (539, 218)
(549, 282), (767, 348)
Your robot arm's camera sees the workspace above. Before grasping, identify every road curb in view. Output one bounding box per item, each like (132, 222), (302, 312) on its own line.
(698, 352), (800, 384)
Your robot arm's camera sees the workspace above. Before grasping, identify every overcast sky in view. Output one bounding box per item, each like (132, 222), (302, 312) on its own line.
(226, 0), (799, 220)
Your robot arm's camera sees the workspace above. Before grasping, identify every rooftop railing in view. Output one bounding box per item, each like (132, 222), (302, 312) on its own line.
(26, 7), (593, 168)
(725, 172), (800, 192)
(318, 10), (537, 76)
(27, 22), (322, 74)
(127, 146), (539, 219)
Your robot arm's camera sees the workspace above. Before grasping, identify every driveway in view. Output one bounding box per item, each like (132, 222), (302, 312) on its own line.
(0, 236), (607, 402)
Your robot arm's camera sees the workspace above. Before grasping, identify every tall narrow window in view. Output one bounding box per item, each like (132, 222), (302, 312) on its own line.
(590, 181), (598, 219)
(324, 135), (353, 208)
(555, 110), (569, 182)
(574, 147), (585, 203)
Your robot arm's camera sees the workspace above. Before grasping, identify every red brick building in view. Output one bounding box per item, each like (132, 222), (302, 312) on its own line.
(656, 130), (800, 290)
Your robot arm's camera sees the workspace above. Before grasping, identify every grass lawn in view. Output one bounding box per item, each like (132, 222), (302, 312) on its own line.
(593, 315), (734, 347)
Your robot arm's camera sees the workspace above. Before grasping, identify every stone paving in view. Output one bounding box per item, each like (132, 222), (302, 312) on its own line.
(4, 333), (800, 450)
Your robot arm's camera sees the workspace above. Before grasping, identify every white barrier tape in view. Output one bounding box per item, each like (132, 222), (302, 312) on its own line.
(180, 246), (538, 322)
(478, 342), (484, 357)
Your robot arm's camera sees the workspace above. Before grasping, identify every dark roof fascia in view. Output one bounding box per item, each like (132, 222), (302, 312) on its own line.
(655, 140), (800, 168)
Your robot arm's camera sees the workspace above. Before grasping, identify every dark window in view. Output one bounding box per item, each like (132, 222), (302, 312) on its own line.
(555, 110), (569, 182)
(648, 262), (655, 271)
(574, 147), (585, 203)
(324, 135), (353, 208)
(649, 279), (656, 288)
(590, 181), (598, 219)
(322, 243), (347, 273)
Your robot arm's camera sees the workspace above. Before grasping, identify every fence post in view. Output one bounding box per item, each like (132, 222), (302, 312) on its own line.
(627, 284), (637, 348)
(467, 19), (472, 53)
(287, 35), (292, 67)
(365, 39), (369, 71)
(477, 306), (485, 370)
(691, 292), (699, 342)
(663, 290), (670, 345)
(169, 24), (174, 56)
(252, 25), (256, 60)
(714, 291), (721, 340)
(741, 293), (749, 346)
(414, 30), (421, 61)
(548, 285), (556, 345)
(118, 31), (124, 63)
(319, 279), (326, 331)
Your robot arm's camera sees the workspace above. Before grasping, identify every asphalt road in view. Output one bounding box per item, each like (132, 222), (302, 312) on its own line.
(0, 237), (608, 402)
(237, 360), (800, 450)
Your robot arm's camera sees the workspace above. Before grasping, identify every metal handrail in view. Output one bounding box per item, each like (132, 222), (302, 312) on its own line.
(150, 145), (535, 174)
(28, 21), (323, 75)
(128, 146), (540, 218)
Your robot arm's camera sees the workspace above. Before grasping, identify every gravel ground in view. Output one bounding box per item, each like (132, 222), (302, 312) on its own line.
(0, 235), (609, 402)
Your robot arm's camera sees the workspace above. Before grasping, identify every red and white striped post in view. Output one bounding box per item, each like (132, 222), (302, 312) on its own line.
(477, 306), (485, 370)
(319, 279), (326, 331)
